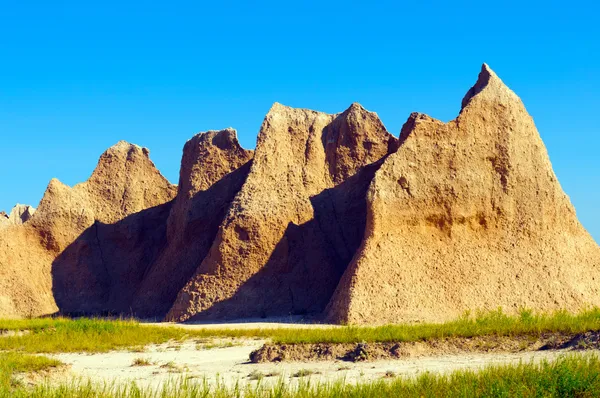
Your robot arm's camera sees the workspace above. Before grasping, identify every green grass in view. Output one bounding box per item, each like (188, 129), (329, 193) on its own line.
(2, 308), (600, 353)
(0, 318), (195, 353)
(2, 354), (600, 397)
(0, 352), (62, 391)
(131, 357), (152, 367)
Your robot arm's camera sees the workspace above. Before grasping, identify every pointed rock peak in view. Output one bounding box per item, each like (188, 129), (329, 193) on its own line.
(103, 141), (150, 159)
(336, 103), (385, 125)
(211, 128), (241, 151)
(338, 102), (379, 122)
(461, 63), (518, 110)
(46, 178), (70, 192)
(183, 127), (252, 153)
(265, 102), (297, 118)
(325, 103), (398, 183)
(269, 102), (286, 111)
(177, 128), (253, 196)
(344, 102), (366, 113)
(189, 128), (244, 152)
(8, 204), (36, 225)
(399, 112), (427, 143)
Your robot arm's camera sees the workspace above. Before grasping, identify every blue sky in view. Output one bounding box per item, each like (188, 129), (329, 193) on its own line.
(0, 1), (598, 242)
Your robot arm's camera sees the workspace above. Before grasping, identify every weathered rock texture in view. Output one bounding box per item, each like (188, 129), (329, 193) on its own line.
(9, 204), (36, 225)
(0, 142), (177, 317)
(0, 225), (58, 318)
(130, 129), (254, 317)
(0, 211), (8, 228)
(1, 64), (599, 324)
(166, 103), (398, 322)
(0, 204), (36, 229)
(46, 142), (177, 314)
(325, 64), (600, 324)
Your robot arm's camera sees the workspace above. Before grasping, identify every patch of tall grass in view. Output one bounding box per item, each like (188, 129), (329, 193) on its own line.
(0, 352), (62, 392)
(2, 354), (600, 397)
(1, 308), (600, 353)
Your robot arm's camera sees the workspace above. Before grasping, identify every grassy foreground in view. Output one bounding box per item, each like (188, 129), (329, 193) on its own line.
(0, 353), (62, 391)
(1, 354), (599, 397)
(2, 308), (600, 353)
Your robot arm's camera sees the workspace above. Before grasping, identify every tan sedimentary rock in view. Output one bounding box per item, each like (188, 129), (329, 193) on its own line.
(167, 103), (398, 322)
(8, 204), (36, 225)
(0, 141), (177, 317)
(0, 211), (8, 228)
(46, 142), (177, 314)
(131, 129), (254, 317)
(0, 205), (36, 229)
(2, 64), (598, 325)
(325, 64), (600, 324)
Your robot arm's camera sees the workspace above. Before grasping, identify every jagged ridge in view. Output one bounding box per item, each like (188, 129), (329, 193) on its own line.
(0, 64), (598, 325)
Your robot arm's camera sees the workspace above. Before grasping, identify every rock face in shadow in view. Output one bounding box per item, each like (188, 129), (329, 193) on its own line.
(130, 129), (254, 318)
(32, 142), (177, 254)
(48, 130), (254, 317)
(325, 64), (600, 324)
(0, 142), (176, 318)
(166, 103), (398, 322)
(2, 63), (599, 324)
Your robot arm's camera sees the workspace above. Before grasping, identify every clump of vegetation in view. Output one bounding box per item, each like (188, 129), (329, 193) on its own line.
(0, 352), (62, 392)
(197, 340), (239, 350)
(384, 370), (396, 378)
(346, 343), (369, 362)
(247, 370), (264, 381)
(131, 357), (152, 367)
(159, 361), (181, 373)
(292, 369), (319, 378)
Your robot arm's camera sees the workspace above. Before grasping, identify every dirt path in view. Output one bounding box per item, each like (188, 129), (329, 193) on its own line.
(48, 338), (595, 390)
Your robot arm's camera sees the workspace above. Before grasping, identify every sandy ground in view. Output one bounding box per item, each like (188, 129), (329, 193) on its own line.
(144, 316), (340, 330)
(47, 338), (593, 390)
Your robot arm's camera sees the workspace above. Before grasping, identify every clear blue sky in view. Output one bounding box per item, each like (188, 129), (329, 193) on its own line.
(1, 1), (598, 242)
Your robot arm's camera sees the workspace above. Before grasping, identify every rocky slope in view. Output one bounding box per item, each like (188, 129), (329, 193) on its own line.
(0, 142), (177, 317)
(1, 64), (598, 324)
(166, 103), (398, 321)
(325, 64), (600, 324)
(130, 129), (254, 317)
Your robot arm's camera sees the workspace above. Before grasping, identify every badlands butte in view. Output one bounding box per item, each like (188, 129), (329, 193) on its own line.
(1, 64), (599, 325)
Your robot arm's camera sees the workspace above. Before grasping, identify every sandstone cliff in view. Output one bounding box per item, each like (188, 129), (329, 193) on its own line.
(1, 63), (598, 325)
(130, 129), (253, 317)
(166, 103), (398, 321)
(47, 142), (177, 314)
(325, 64), (600, 324)
(0, 142), (177, 317)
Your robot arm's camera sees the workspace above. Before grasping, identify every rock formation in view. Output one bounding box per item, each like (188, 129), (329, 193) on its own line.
(0, 204), (36, 228)
(166, 103), (398, 321)
(9, 204), (36, 225)
(1, 63), (599, 324)
(0, 211), (8, 227)
(130, 129), (254, 317)
(46, 142), (177, 314)
(0, 142), (177, 317)
(325, 64), (600, 324)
